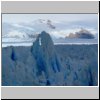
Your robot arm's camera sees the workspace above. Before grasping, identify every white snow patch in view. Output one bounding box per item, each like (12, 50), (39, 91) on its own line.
(39, 37), (42, 46)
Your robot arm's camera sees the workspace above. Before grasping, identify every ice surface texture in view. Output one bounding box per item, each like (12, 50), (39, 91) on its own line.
(2, 31), (98, 86)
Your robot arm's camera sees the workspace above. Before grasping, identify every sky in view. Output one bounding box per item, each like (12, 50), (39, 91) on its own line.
(2, 14), (98, 24)
(2, 14), (98, 40)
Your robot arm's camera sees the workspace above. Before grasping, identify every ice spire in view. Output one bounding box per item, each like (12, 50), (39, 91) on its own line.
(31, 31), (62, 78)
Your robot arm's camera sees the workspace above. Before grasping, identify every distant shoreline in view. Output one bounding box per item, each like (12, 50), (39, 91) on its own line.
(2, 42), (98, 48)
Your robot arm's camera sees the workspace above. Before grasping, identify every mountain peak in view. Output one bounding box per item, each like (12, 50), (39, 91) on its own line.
(35, 19), (56, 29)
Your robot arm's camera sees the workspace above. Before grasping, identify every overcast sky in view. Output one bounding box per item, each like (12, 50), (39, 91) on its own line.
(2, 14), (98, 39)
(2, 13), (98, 45)
(2, 14), (98, 24)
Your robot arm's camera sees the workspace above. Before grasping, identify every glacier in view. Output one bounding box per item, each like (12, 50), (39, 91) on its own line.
(2, 31), (98, 86)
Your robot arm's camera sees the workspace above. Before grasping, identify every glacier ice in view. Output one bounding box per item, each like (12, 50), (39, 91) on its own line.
(2, 31), (98, 86)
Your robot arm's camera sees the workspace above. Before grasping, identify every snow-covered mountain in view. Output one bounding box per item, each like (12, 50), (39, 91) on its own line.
(2, 31), (98, 86)
(2, 19), (56, 39)
(2, 18), (98, 47)
(66, 28), (95, 39)
(2, 19), (97, 40)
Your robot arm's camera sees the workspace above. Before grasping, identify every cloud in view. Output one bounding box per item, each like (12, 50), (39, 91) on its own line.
(13, 23), (34, 31)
